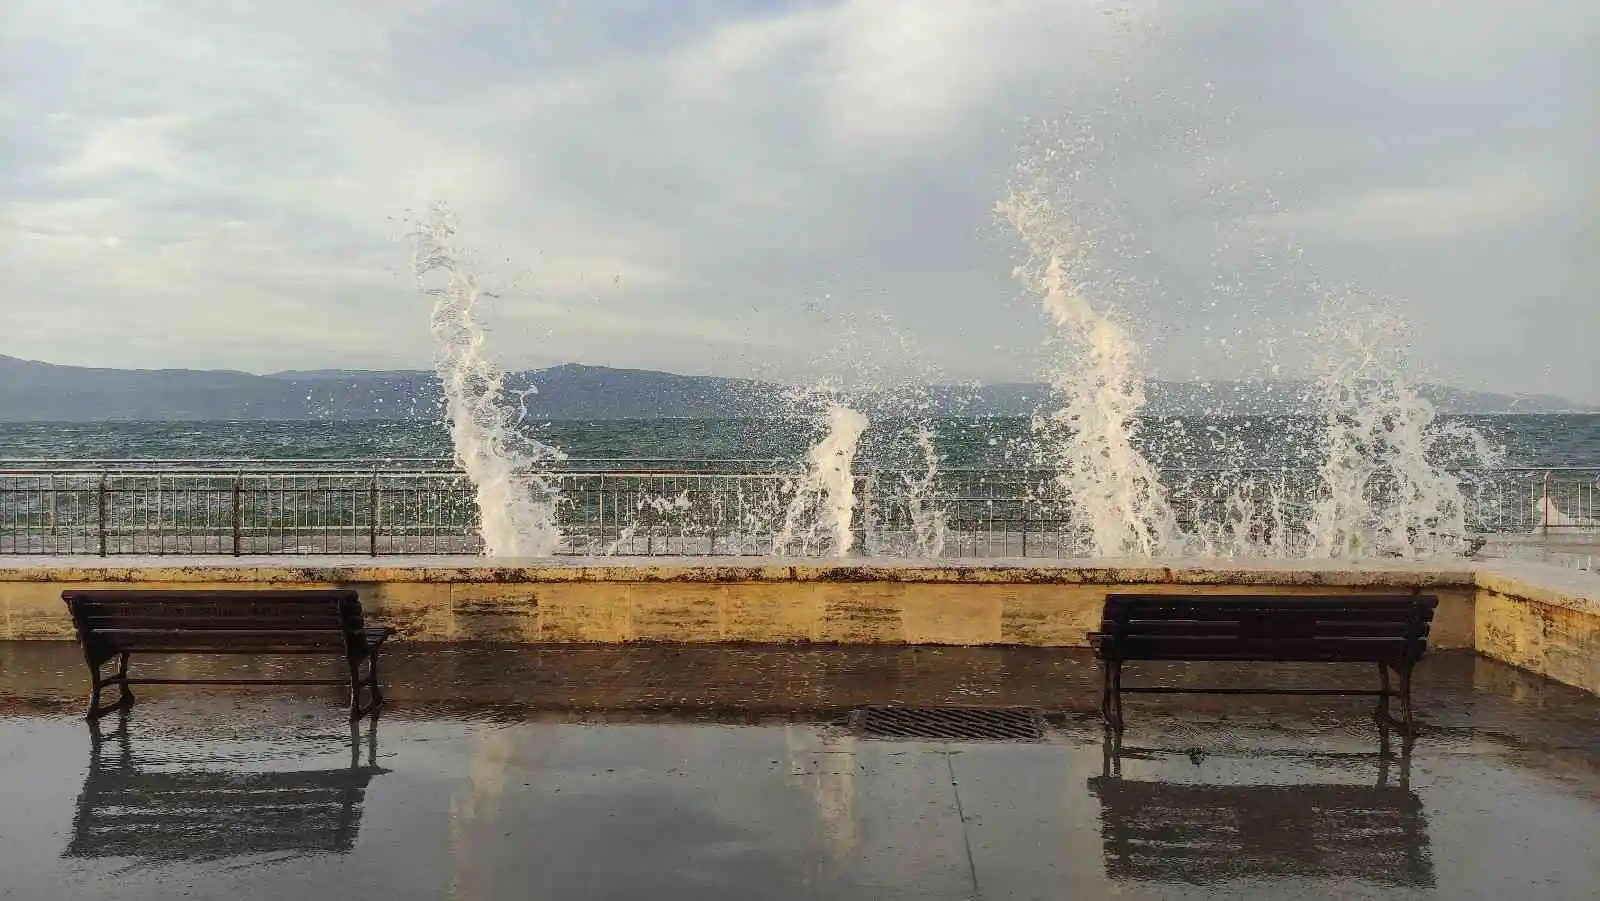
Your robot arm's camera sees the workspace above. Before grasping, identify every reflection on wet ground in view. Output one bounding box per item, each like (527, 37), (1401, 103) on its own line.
(68, 717), (384, 864)
(1, 642), (1597, 900)
(1094, 728), (1432, 887)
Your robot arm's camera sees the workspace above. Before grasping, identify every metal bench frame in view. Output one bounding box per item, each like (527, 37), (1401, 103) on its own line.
(1088, 593), (1437, 736)
(63, 589), (394, 722)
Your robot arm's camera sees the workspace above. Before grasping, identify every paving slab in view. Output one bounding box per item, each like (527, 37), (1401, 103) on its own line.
(1, 643), (1597, 900)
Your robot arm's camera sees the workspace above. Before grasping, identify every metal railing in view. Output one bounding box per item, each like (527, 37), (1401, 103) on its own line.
(0, 460), (1594, 558)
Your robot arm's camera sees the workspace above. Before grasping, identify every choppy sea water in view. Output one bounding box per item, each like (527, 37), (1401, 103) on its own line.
(0, 415), (1595, 468)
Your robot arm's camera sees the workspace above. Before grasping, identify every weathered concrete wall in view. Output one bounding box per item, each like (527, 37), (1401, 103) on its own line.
(13, 556), (1600, 693)
(0, 557), (1477, 649)
(1473, 563), (1600, 695)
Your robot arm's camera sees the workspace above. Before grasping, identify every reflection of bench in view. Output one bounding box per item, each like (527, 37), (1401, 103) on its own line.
(63, 589), (393, 721)
(66, 725), (383, 863)
(1088, 594), (1437, 734)
(1088, 776), (1434, 886)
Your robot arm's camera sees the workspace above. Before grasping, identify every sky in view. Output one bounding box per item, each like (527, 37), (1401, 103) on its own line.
(3, 0), (1597, 402)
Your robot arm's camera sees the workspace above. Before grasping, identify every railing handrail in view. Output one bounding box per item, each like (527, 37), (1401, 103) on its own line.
(4, 457), (1599, 471)
(0, 457), (789, 466)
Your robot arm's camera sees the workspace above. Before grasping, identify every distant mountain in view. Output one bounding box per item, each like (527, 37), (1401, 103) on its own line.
(0, 357), (788, 421)
(0, 355), (1591, 422)
(913, 380), (1594, 417)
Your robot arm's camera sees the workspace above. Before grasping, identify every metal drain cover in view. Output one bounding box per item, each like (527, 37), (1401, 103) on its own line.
(851, 706), (1046, 742)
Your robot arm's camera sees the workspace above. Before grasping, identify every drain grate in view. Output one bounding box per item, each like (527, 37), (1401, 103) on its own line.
(851, 706), (1046, 742)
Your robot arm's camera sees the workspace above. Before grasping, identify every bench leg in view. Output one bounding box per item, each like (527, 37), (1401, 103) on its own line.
(1375, 662), (1393, 722)
(1398, 662), (1415, 739)
(85, 652), (134, 722)
(1100, 660), (1124, 731)
(347, 657), (366, 721)
(1376, 661), (1419, 740)
(1102, 724), (1123, 778)
(368, 650), (385, 709)
(115, 652), (134, 706)
(1099, 660), (1113, 721)
(347, 652), (386, 721)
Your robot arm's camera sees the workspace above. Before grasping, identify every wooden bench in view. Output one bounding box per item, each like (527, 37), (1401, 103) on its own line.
(1087, 594), (1437, 734)
(62, 589), (393, 721)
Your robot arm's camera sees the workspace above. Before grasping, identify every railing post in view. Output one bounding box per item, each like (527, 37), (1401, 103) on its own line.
(369, 468), (380, 557)
(231, 471), (243, 556)
(154, 472), (162, 555)
(97, 470), (107, 557)
(1542, 471), (1550, 537)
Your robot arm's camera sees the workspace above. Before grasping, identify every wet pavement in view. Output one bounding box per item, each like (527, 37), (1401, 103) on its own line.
(1, 642), (1597, 900)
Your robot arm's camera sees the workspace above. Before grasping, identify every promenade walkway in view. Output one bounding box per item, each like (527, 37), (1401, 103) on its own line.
(1, 643), (1596, 899)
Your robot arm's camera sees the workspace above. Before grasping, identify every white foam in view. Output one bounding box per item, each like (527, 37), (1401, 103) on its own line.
(411, 206), (564, 557)
(775, 396), (869, 556)
(1000, 176), (1177, 556)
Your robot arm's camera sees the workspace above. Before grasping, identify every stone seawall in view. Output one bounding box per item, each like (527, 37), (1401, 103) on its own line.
(1474, 562), (1600, 695)
(0, 556), (1592, 694)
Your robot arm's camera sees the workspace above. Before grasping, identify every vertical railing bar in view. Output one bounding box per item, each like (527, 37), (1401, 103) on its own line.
(370, 467), (380, 556)
(97, 468), (108, 557)
(232, 470), (243, 556)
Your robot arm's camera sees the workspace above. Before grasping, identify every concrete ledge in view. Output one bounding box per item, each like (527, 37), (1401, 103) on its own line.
(1472, 561), (1600, 695)
(0, 557), (1478, 651)
(5, 555), (1597, 695)
(0, 555), (1479, 586)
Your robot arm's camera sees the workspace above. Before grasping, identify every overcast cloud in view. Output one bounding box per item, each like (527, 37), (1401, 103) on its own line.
(2, 0), (1596, 402)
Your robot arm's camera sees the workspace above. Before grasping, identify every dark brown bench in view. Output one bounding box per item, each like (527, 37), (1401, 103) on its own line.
(1088, 594), (1437, 734)
(63, 589), (393, 721)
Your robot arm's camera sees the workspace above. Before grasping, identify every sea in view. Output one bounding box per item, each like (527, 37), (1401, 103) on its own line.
(1, 415), (1596, 470)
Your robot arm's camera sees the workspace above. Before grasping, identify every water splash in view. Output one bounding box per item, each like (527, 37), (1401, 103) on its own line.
(847, 315), (949, 559)
(999, 168), (1177, 556)
(1304, 305), (1500, 558)
(411, 205), (565, 557)
(897, 421), (948, 557)
(774, 391), (869, 556)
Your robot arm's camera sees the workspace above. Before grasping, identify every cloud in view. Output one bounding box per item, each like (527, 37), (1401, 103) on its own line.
(1, 0), (1596, 402)
(1245, 164), (1562, 242)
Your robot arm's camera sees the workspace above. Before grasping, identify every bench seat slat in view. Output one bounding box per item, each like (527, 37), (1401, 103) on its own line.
(64, 590), (357, 601)
(1098, 651), (1413, 663)
(93, 628), (349, 637)
(82, 622), (347, 633)
(1093, 637), (1414, 661)
(1106, 597), (1425, 605)
(1118, 607), (1419, 618)
(116, 649), (352, 656)
(1116, 620), (1423, 637)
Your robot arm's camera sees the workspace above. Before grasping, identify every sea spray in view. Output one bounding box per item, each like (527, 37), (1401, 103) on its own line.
(1304, 305), (1500, 558)
(999, 164), (1177, 556)
(411, 206), (565, 556)
(899, 421), (948, 557)
(774, 391), (869, 556)
(778, 303), (948, 557)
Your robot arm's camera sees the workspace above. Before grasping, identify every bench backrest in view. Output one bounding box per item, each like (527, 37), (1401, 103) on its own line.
(1097, 594), (1437, 663)
(63, 589), (364, 654)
